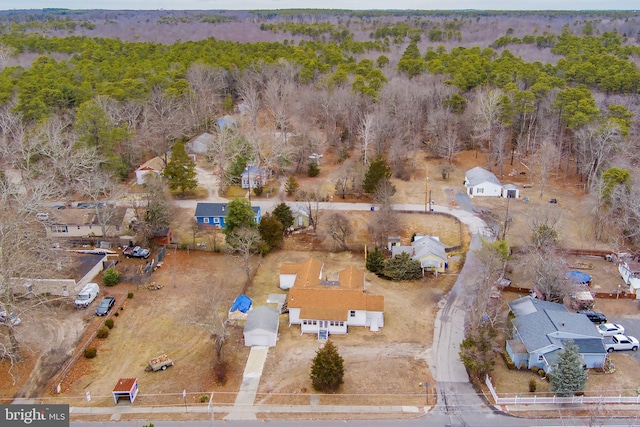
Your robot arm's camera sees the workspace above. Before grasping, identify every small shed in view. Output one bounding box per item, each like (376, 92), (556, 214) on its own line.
(501, 184), (520, 199)
(244, 306), (280, 347)
(112, 378), (139, 404)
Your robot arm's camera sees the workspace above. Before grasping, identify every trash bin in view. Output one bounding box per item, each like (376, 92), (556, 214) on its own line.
(370, 206), (375, 211)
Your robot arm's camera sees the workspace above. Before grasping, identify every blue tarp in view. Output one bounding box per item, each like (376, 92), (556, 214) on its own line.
(230, 294), (252, 313)
(565, 270), (591, 284)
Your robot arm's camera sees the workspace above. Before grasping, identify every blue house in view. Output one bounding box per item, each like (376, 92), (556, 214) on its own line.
(194, 202), (261, 228)
(506, 296), (606, 373)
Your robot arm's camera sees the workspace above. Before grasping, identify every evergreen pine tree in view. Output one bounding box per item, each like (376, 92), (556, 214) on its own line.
(550, 340), (588, 396)
(273, 203), (294, 231)
(163, 141), (197, 196)
(363, 156), (391, 194)
(366, 246), (385, 274)
(284, 176), (299, 196)
(310, 340), (344, 392)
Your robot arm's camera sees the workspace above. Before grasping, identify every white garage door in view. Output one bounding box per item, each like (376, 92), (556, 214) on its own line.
(249, 334), (271, 347)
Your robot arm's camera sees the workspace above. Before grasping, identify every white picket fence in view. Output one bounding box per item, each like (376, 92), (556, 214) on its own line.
(485, 375), (640, 405)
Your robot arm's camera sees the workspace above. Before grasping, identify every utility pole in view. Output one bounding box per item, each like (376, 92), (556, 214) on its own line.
(424, 165), (429, 213)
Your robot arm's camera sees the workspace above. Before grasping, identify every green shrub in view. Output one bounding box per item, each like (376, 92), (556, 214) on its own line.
(96, 326), (109, 339)
(502, 352), (516, 370)
(308, 162), (320, 177)
(199, 395), (209, 403)
(104, 318), (114, 329)
(127, 292), (133, 299)
(529, 379), (537, 392)
(538, 369), (545, 377)
(530, 365), (539, 373)
(114, 311), (119, 317)
(84, 347), (97, 358)
(102, 267), (120, 287)
(253, 183), (263, 196)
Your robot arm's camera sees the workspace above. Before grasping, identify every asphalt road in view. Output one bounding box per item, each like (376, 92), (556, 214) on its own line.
(609, 315), (640, 363)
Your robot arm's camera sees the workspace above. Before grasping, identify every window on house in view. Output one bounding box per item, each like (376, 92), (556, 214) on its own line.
(77, 226), (81, 230)
(203, 218), (209, 224)
(476, 188), (484, 194)
(350, 310), (356, 317)
(51, 225), (68, 233)
(312, 320), (317, 325)
(213, 218), (219, 224)
(538, 355), (544, 361)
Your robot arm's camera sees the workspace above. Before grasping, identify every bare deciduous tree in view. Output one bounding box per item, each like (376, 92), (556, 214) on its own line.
(367, 204), (401, 248)
(327, 212), (352, 251)
(225, 226), (261, 292)
(532, 139), (561, 198)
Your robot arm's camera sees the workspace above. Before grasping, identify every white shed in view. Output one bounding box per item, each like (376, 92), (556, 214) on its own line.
(243, 306), (279, 347)
(502, 183), (520, 199)
(464, 166), (503, 197)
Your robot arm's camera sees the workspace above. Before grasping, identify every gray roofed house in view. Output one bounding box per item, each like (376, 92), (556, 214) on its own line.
(186, 132), (214, 154)
(464, 166), (503, 197)
(244, 306), (280, 347)
(391, 235), (448, 274)
(506, 296), (606, 373)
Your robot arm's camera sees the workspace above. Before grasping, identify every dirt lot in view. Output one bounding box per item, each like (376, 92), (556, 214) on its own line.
(48, 242), (457, 409)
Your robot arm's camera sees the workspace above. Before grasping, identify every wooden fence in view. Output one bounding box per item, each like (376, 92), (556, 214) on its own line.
(485, 375), (640, 405)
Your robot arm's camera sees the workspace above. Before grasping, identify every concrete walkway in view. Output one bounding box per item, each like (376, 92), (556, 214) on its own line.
(223, 346), (269, 420)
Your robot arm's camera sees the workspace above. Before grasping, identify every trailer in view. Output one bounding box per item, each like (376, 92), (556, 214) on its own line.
(145, 354), (174, 371)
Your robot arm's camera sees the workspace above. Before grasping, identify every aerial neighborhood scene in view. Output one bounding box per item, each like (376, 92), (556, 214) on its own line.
(2, 4), (640, 426)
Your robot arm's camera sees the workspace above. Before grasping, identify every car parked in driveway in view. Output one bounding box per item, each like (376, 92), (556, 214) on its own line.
(95, 296), (116, 316)
(598, 323), (625, 337)
(578, 310), (607, 324)
(0, 310), (22, 326)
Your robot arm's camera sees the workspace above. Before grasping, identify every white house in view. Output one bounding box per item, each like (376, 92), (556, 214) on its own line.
(391, 235), (448, 274)
(135, 156), (165, 185)
(501, 183), (520, 199)
(279, 258), (324, 290)
(464, 166), (503, 197)
(243, 306), (280, 347)
(618, 260), (640, 299)
(286, 263), (384, 340)
(241, 165), (268, 190)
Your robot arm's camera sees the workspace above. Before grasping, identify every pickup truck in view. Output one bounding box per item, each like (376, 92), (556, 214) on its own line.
(604, 334), (639, 352)
(123, 246), (150, 259)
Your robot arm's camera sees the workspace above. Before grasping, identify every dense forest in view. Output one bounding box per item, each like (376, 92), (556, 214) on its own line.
(0, 8), (639, 246)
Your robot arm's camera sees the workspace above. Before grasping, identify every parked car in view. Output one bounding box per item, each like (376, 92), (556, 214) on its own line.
(597, 323), (625, 337)
(0, 310), (22, 326)
(36, 212), (49, 221)
(95, 296), (116, 316)
(76, 202), (91, 209)
(52, 204), (66, 210)
(578, 310), (607, 324)
(74, 283), (100, 309)
(604, 334), (639, 352)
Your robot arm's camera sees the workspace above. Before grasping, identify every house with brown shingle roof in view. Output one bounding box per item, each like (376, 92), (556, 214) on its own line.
(284, 260), (384, 340)
(279, 258), (324, 290)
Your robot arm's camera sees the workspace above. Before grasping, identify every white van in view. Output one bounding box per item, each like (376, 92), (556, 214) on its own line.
(74, 283), (99, 308)
(36, 212), (49, 221)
